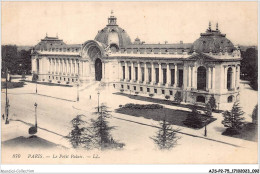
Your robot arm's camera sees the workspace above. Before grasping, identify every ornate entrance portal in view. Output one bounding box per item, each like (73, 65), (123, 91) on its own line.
(95, 58), (102, 81)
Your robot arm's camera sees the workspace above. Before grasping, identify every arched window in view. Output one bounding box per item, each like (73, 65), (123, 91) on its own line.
(197, 66), (207, 90)
(196, 95), (205, 103)
(227, 67), (233, 90)
(227, 95), (233, 103)
(110, 44), (119, 53)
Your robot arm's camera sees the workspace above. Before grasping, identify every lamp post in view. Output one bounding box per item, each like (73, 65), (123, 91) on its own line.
(97, 91), (100, 112)
(34, 102), (38, 129)
(77, 83), (79, 102)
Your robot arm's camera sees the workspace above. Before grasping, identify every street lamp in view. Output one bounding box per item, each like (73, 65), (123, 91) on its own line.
(77, 83), (79, 102)
(97, 91), (100, 112)
(34, 102), (38, 128)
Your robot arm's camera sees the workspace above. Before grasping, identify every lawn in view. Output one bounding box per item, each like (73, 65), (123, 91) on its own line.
(115, 104), (216, 129)
(222, 123), (258, 142)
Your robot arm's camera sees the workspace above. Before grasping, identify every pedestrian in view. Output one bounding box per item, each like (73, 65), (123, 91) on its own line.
(2, 114), (4, 120)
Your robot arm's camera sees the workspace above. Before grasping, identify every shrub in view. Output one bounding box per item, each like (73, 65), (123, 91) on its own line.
(183, 105), (203, 128)
(135, 91), (139, 95)
(205, 103), (212, 117)
(120, 89), (124, 93)
(165, 95), (170, 100)
(208, 95), (217, 110)
(122, 103), (163, 109)
(252, 104), (258, 124)
(57, 81), (61, 84)
(66, 81), (70, 84)
(149, 93), (154, 98)
(174, 91), (182, 104)
(221, 102), (245, 135)
(49, 80), (52, 83)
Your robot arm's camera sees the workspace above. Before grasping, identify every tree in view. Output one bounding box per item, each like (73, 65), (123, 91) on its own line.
(205, 102), (212, 117)
(91, 104), (124, 150)
(174, 91), (182, 104)
(150, 117), (180, 150)
(241, 48), (258, 90)
(222, 102), (245, 135)
(66, 115), (93, 149)
(252, 104), (258, 124)
(208, 95), (217, 110)
(165, 95), (170, 100)
(183, 104), (203, 128)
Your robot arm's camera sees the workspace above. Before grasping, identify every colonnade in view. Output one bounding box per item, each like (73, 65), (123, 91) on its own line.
(49, 58), (79, 76)
(120, 61), (179, 88)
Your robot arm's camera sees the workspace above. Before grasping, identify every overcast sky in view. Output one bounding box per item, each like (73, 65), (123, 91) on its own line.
(2, 1), (258, 46)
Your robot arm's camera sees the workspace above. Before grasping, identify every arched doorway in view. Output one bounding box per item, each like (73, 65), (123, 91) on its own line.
(227, 67), (233, 90)
(197, 66), (206, 90)
(95, 58), (102, 81)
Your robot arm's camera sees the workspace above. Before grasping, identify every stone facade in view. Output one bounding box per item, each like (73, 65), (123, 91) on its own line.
(31, 13), (241, 109)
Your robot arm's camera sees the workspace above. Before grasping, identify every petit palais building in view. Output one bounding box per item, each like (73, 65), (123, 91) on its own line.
(31, 13), (242, 109)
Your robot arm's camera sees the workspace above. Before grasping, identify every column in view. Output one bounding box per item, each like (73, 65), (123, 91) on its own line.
(237, 65), (240, 88)
(49, 59), (52, 73)
(188, 66), (192, 88)
(223, 66), (226, 90)
(70, 59), (73, 75)
(138, 62), (141, 82)
(54, 59), (56, 74)
(67, 59), (69, 75)
(131, 62), (134, 82)
(166, 63), (171, 86)
(212, 67), (215, 90)
(192, 66), (196, 88)
(232, 66), (236, 89)
(159, 63), (162, 85)
(151, 63), (155, 84)
(145, 63), (148, 83)
(208, 67), (212, 89)
(174, 64), (178, 87)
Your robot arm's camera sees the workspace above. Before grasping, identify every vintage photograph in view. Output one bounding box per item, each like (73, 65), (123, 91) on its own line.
(1, 1), (258, 166)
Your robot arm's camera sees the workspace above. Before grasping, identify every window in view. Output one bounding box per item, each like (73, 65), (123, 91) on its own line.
(197, 66), (206, 90)
(72, 79), (74, 82)
(56, 77), (58, 80)
(178, 69), (183, 87)
(135, 67), (138, 80)
(148, 68), (152, 82)
(68, 78), (70, 81)
(155, 68), (159, 83)
(121, 85), (124, 88)
(170, 90), (173, 95)
(196, 95), (205, 103)
(171, 69), (175, 85)
(147, 88), (150, 92)
(49, 76), (50, 79)
(154, 89), (157, 93)
(227, 67), (233, 90)
(60, 77), (61, 80)
(127, 85), (130, 89)
(122, 66), (125, 80)
(163, 68), (167, 85)
(228, 96), (233, 103)
(134, 86), (136, 90)
(140, 87), (143, 91)
(64, 78), (66, 81)
(141, 67), (145, 82)
(129, 67), (131, 80)
(162, 90), (165, 94)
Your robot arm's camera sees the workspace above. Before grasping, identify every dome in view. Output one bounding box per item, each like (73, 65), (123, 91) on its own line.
(94, 12), (132, 50)
(192, 22), (235, 53)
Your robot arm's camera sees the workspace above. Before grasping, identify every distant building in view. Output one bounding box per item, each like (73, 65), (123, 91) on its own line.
(31, 12), (241, 109)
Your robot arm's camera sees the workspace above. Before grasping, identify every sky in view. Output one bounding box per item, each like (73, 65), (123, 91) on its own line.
(1, 1), (258, 46)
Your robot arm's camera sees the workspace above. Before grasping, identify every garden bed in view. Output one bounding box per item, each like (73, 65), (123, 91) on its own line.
(116, 104), (216, 129)
(222, 123), (258, 142)
(1, 81), (25, 89)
